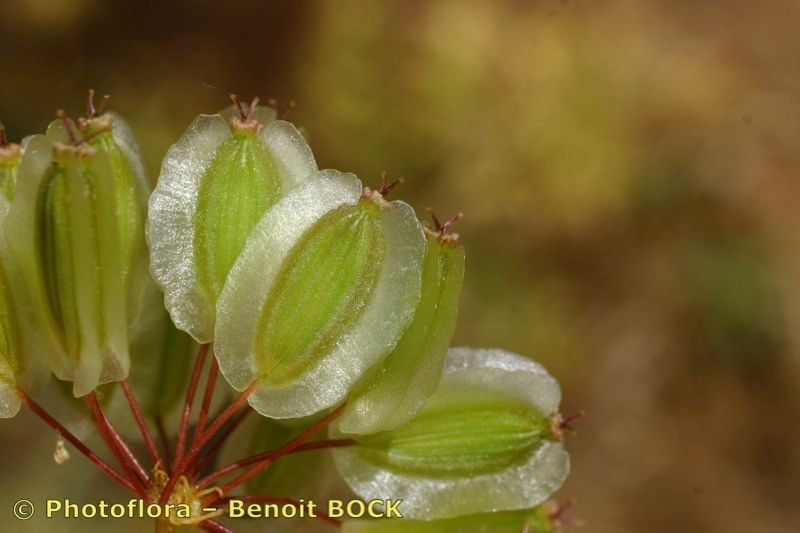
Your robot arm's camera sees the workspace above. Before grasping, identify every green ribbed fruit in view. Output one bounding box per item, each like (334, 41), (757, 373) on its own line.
(255, 201), (384, 385)
(339, 230), (465, 434)
(148, 107), (318, 343)
(355, 385), (549, 477)
(214, 170), (425, 419)
(333, 348), (570, 520)
(0, 261), (21, 388)
(195, 130), (281, 300)
(88, 129), (143, 285)
(7, 135), (130, 396)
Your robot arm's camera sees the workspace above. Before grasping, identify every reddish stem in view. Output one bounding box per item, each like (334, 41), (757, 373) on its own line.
(155, 415), (171, 473)
(196, 437), (354, 490)
(377, 171), (403, 197)
(119, 379), (162, 466)
(174, 343), (210, 470)
(85, 89), (110, 118)
(201, 519), (233, 533)
(86, 393), (150, 495)
(158, 380), (259, 505)
(204, 404), (346, 493)
(231, 495), (341, 528)
(230, 94), (247, 120)
(56, 110), (77, 143)
(189, 380), (259, 457)
(17, 389), (138, 494)
(193, 357), (220, 449)
(560, 410), (586, 432)
(291, 438), (356, 454)
(192, 407), (252, 477)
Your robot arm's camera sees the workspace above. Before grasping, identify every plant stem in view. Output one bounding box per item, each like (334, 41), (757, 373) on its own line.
(174, 343), (210, 470)
(86, 393), (150, 495)
(196, 437), (354, 490)
(158, 380), (258, 506)
(16, 389), (138, 494)
(155, 415), (171, 473)
(291, 438), (356, 454)
(200, 519), (233, 533)
(185, 380), (259, 459)
(192, 407), (252, 477)
(203, 404), (346, 493)
(120, 379), (162, 466)
(192, 357), (219, 449)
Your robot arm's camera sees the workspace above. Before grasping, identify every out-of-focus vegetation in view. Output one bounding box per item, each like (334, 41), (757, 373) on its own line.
(2, 1), (800, 531)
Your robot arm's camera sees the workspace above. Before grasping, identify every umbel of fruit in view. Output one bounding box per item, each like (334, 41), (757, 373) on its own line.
(148, 97), (318, 343)
(333, 347), (571, 520)
(5, 101), (149, 397)
(214, 170), (425, 419)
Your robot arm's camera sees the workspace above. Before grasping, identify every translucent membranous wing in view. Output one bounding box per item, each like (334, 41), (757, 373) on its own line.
(0, 189), (47, 416)
(215, 170), (426, 419)
(333, 347), (569, 520)
(148, 110), (317, 343)
(0, 145), (23, 417)
(96, 112), (151, 321)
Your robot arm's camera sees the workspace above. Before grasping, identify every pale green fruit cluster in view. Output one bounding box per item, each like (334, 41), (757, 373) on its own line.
(1, 95), (575, 525)
(151, 102), (571, 518)
(4, 110), (149, 397)
(148, 103), (471, 427)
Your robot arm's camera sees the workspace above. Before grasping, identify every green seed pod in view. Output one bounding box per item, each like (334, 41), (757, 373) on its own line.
(338, 212), (465, 434)
(215, 170), (425, 419)
(6, 133), (130, 396)
(333, 347), (570, 520)
(148, 99), (318, 343)
(46, 102), (150, 319)
(343, 501), (563, 533)
(0, 139), (46, 417)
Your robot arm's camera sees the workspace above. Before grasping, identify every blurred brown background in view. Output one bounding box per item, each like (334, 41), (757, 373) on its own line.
(2, 0), (800, 531)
